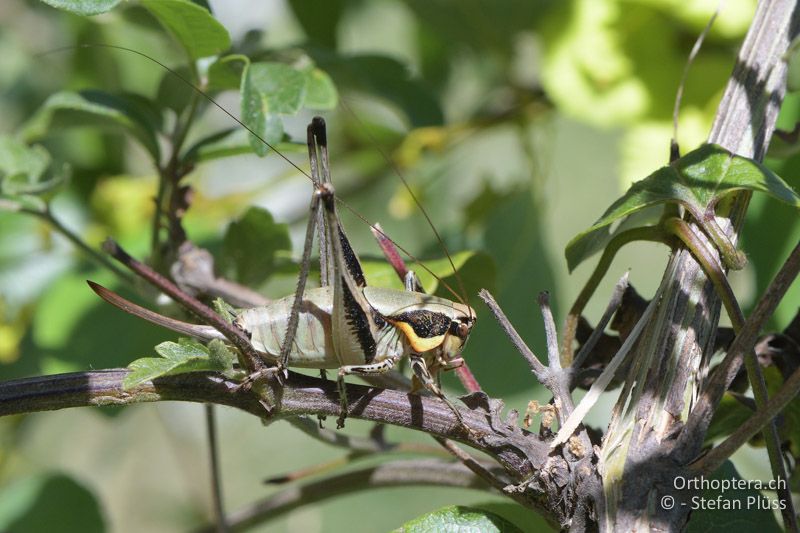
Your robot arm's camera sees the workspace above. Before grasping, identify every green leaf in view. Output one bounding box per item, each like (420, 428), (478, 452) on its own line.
(123, 338), (225, 390)
(687, 461), (782, 532)
(207, 54), (248, 92)
(207, 338), (242, 379)
(221, 206), (292, 286)
(0, 137), (67, 197)
(211, 299), (237, 325)
(395, 505), (523, 533)
(141, 0), (231, 60)
(38, 0), (122, 16)
(304, 68), (339, 109)
(20, 90), (162, 160)
(239, 61), (338, 156)
(241, 62), (306, 156)
(156, 65), (194, 114)
(566, 144), (800, 271)
(0, 474), (105, 533)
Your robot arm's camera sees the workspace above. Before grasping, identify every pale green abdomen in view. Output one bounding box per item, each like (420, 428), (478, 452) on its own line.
(235, 286), (408, 368)
(236, 287), (335, 368)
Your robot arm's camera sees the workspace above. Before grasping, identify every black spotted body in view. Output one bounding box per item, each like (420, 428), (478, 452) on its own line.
(235, 285), (473, 369)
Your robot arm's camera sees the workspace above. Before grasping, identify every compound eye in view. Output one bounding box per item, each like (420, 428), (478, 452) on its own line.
(457, 322), (470, 338)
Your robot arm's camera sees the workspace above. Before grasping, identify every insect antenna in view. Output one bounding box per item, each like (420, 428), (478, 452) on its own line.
(36, 43), (315, 180)
(338, 99), (473, 315)
(37, 43), (471, 311)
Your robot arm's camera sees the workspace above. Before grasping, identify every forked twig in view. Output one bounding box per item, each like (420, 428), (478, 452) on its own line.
(479, 289), (547, 382)
(570, 272), (629, 377)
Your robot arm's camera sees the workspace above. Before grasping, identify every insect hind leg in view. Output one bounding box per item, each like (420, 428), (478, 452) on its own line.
(277, 120), (332, 370)
(336, 358), (399, 428)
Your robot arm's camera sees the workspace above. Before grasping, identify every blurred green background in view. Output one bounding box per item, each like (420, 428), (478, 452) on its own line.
(1, 0), (799, 531)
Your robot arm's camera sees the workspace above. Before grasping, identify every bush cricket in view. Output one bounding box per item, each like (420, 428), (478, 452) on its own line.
(90, 110), (476, 429)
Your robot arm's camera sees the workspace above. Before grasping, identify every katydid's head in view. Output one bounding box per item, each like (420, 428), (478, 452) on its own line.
(438, 303), (476, 369)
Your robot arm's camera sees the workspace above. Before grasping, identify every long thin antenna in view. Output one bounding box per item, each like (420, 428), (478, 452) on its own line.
(37, 44), (468, 306)
(36, 44), (313, 180)
(339, 98), (471, 311)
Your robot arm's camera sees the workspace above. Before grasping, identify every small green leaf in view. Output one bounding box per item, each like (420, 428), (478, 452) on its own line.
(211, 299), (237, 325)
(207, 54), (248, 92)
(20, 90), (162, 160)
(0, 137), (67, 197)
(123, 338), (224, 389)
(208, 338), (242, 379)
(38, 0), (122, 16)
(566, 144), (800, 271)
(395, 505), (523, 533)
(246, 62), (308, 114)
(156, 65), (194, 114)
(141, 0), (231, 60)
(304, 68), (338, 109)
(241, 62), (307, 156)
(221, 206), (292, 286)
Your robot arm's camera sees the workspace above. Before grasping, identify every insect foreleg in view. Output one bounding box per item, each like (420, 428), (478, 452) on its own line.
(336, 357), (400, 428)
(410, 355), (469, 432)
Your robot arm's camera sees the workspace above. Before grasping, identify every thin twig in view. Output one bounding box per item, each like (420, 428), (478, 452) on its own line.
(671, 3), (722, 158)
(691, 359), (800, 476)
(680, 239), (800, 447)
(24, 205), (133, 284)
(538, 292), (562, 371)
(101, 239), (265, 375)
(561, 226), (666, 363)
(192, 459), (492, 533)
(479, 289), (547, 382)
(570, 272), (629, 376)
(205, 405), (228, 533)
(434, 437), (525, 505)
(551, 280), (664, 449)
